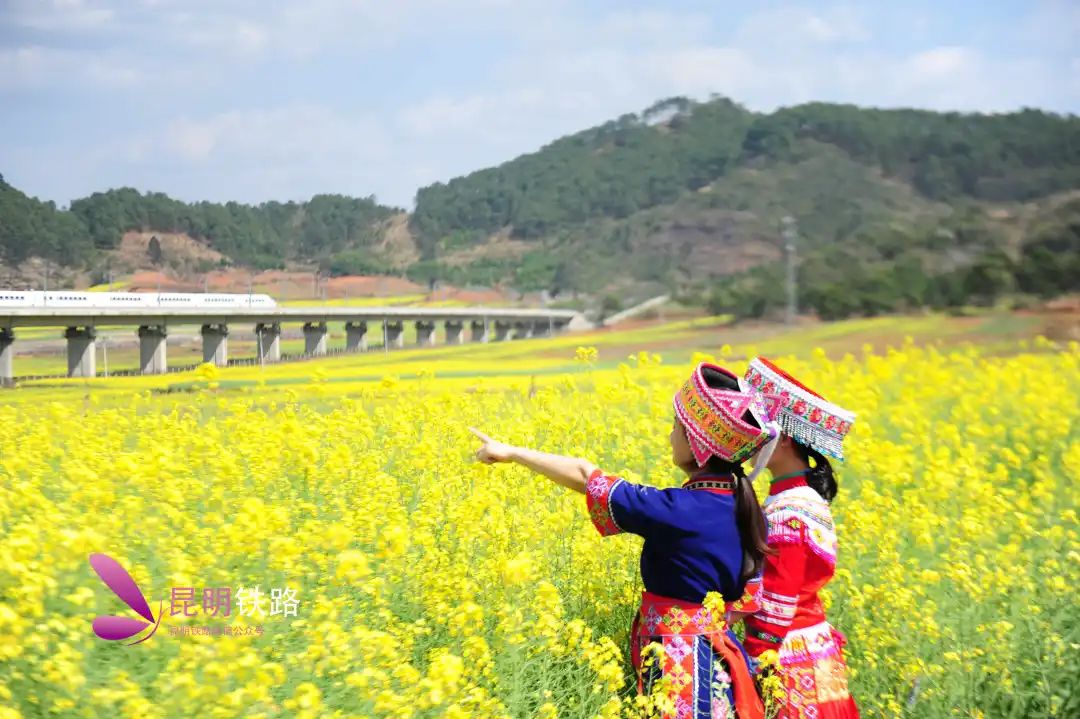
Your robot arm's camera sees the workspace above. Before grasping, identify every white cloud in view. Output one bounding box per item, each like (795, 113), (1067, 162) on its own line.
(82, 104), (407, 204)
(148, 106), (390, 165)
(594, 9), (715, 47)
(1019, 0), (1080, 53)
(176, 17), (269, 58)
(906, 46), (974, 80)
(881, 48), (1070, 113)
(157, 0), (560, 60)
(0, 45), (144, 90)
(399, 90), (546, 139)
(733, 5), (870, 50)
(2, 1), (1077, 210)
(645, 47), (757, 99)
(4, 0), (115, 32)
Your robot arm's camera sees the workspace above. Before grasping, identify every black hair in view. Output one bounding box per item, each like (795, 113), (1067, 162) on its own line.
(792, 441), (838, 502)
(695, 366), (775, 588)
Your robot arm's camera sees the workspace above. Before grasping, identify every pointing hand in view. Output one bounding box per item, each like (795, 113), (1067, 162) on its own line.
(469, 427), (515, 464)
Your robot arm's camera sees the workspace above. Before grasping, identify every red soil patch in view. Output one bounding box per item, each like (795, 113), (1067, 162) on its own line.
(114, 232), (224, 274)
(127, 271), (197, 292)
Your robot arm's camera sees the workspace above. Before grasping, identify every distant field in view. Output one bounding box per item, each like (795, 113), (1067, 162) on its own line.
(5, 309), (1069, 394)
(85, 281), (133, 292)
(9, 325), (425, 378)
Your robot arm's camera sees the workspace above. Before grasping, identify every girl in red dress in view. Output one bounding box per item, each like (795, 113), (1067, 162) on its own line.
(741, 357), (860, 719)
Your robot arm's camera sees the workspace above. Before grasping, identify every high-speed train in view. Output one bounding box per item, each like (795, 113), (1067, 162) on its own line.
(0, 291), (278, 309)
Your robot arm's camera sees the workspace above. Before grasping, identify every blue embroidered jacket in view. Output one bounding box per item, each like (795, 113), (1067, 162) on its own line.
(585, 468), (747, 603)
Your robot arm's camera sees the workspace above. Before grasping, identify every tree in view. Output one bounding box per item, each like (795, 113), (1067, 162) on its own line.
(1015, 213), (1080, 297)
(599, 294), (623, 322)
(962, 250), (1016, 305)
(148, 235), (163, 266)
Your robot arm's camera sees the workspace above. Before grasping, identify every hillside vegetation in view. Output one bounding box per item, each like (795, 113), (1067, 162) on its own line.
(2, 96), (1078, 318)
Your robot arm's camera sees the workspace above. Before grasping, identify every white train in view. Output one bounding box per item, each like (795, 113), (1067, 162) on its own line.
(0, 291), (278, 309)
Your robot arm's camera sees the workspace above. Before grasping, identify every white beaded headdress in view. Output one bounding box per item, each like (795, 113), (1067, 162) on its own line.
(740, 357), (856, 461)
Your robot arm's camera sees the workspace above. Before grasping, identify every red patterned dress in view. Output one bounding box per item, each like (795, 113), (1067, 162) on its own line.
(743, 474), (859, 719)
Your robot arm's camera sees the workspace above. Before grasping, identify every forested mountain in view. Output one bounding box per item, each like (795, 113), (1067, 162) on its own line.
(412, 101), (1080, 249)
(0, 178), (399, 272)
(0, 176), (95, 266)
(408, 98), (1079, 317)
(2, 95), (1078, 319)
(411, 97), (754, 252)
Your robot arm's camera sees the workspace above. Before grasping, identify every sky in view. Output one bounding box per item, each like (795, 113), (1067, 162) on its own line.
(0, 0), (1077, 210)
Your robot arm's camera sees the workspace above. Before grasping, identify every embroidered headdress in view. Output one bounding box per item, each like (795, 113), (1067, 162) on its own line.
(741, 357), (855, 461)
(673, 362), (784, 480)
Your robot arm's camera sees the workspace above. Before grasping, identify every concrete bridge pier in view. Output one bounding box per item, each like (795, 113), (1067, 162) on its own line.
(201, 324), (229, 367)
(512, 320), (533, 340)
(384, 321), (404, 349)
(138, 325), (168, 374)
(492, 321), (512, 341)
(444, 321), (464, 345)
(416, 320), (436, 347)
(255, 322), (281, 363)
(0, 328), (13, 387)
(532, 318), (553, 338)
(345, 321), (368, 352)
(304, 322), (328, 356)
(65, 326), (97, 378)
(470, 320), (489, 343)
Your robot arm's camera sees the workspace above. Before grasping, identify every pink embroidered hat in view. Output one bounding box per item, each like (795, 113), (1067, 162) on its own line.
(673, 362), (784, 474)
(741, 357), (856, 461)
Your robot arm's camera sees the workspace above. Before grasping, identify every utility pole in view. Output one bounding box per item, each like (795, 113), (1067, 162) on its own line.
(781, 215), (799, 326)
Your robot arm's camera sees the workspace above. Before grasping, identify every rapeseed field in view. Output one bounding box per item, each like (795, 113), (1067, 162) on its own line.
(0, 324), (1076, 718)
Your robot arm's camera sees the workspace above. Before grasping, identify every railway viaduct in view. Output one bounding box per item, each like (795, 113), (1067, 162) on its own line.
(0, 306), (582, 385)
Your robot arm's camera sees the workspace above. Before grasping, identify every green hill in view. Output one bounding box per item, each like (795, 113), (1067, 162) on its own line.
(0, 179), (401, 275)
(408, 98), (1079, 318)
(2, 96), (1078, 319)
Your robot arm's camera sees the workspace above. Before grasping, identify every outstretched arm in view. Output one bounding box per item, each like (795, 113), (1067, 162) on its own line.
(469, 427), (597, 494)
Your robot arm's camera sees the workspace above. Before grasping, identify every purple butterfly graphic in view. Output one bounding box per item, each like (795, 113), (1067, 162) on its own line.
(89, 553), (165, 645)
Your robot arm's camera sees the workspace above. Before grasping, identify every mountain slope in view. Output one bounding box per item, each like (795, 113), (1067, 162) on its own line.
(405, 98), (1080, 315)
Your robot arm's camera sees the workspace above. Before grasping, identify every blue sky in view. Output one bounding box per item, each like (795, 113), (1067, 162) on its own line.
(1, 0), (1077, 209)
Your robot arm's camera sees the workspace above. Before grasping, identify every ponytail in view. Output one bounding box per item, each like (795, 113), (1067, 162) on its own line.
(793, 443), (838, 502)
(734, 470), (774, 585)
(701, 455), (776, 587)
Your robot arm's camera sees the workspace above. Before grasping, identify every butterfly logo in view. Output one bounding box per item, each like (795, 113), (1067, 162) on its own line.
(89, 553), (165, 645)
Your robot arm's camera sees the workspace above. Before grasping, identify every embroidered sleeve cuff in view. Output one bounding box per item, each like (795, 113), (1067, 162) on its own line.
(728, 576), (763, 615)
(585, 468), (625, 536)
